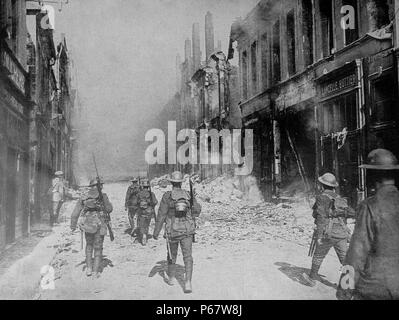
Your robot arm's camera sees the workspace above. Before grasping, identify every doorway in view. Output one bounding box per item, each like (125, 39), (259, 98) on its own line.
(319, 92), (360, 206)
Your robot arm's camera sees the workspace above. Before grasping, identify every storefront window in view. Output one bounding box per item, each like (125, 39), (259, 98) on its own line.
(320, 92), (357, 134)
(370, 75), (396, 124)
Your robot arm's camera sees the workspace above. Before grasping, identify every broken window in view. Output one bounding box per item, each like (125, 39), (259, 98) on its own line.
(370, 75), (396, 124)
(251, 41), (258, 94)
(261, 33), (269, 90)
(320, 92), (357, 135)
(242, 50), (248, 100)
(272, 20), (281, 84)
(287, 9), (296, 76)
(367, 0), (391, 31)
(302, 0), (314, 67)
(320, 0), (334, 57)
(343, 0), (359, 45)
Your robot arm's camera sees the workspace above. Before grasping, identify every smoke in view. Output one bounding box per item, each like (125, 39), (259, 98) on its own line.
(53, 0), (259, 181)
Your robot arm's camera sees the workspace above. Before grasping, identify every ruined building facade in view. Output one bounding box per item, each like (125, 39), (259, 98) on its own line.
(230, 0), (399, 205)
(152, 11), (242, 179)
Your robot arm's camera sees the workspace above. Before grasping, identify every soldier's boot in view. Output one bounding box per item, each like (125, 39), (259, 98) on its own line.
(303, 264), (320, 287)
(85, 245), (93, 276)
(142, 234), (147, 246)
(93, 251), (103, 278)
(184, 260), (193, 294)
(167, 264), (177, 286)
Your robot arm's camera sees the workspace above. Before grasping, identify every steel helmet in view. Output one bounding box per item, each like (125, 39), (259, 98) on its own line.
(359, 149), (399, 170)
(168, 171), (184, 183)
(89, 178), (104, 186)
(318, 173), (339, 188)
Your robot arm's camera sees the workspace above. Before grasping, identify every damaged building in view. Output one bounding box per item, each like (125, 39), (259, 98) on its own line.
(151, 11), (242, 180)
(229, 0), (399, 205)
(188, 12), (242, 179)
(0, 0), (75, 251)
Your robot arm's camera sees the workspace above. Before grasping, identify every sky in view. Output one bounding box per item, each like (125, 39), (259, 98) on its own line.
(42, 0), (259, 180)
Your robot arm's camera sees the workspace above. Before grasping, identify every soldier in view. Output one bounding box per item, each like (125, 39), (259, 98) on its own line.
(134, 179), (157, 246)
(125, 177), (140, 235)
(337, 149), (399, 300)
(49, 171), (65, 226)
(153, 171), (201, 294)
(70, 178), (113, 277)
(303, 173), (355, 287)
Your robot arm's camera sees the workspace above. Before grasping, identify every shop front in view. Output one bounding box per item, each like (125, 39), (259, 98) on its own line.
(315, 61), (365, 207)
(364, 49), (399, 194)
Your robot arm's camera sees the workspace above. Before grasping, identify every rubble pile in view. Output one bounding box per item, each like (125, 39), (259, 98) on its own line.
(191, 175), (314, 247)
(150, 174), (315, 247)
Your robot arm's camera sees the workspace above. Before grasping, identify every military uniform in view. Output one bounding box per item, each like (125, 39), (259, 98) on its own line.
(337, 149), (399, 300)
(303, 173), (354, 286)
(153, 172), (201, 293)
(125, 180), (140, 232)
(134, 182), (157, 245)
(49, 171), (65, 225)
(343, 185), (399, 299)
(311, 190), (353, 272)
(71, 185), (113, 277)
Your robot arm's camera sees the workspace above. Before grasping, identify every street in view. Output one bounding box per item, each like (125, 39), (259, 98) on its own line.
(36, 181), (342, 300)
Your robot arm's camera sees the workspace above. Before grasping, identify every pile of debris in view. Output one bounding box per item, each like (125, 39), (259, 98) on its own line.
(191, 175), (315, 248)
(150, 173), (316, 248)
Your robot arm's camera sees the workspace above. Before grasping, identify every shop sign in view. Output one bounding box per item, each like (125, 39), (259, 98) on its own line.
(320, 73), (357, 97)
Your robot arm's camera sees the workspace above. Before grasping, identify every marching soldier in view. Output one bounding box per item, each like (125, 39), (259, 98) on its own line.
(303, 173), (355, 287)
(337, 149), (399, 300)
(153, 171), (201, 294)
(70, 179), (113, 277)
(125, 177), (140, 235)
(134, 179), (157, 246)
(49, 171), (65, 226)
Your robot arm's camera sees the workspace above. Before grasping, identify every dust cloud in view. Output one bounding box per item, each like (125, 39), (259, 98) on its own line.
(50, 0), (259, 182)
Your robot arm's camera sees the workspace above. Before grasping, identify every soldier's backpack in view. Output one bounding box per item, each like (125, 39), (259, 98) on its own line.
(137, 190), (152, 210)
(171, 189), (190, 218)
(79, 196), (102, 234)
(324, 194), (351, 240)
(126, 186), (139, 207)
(166, 189), (194, 237)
